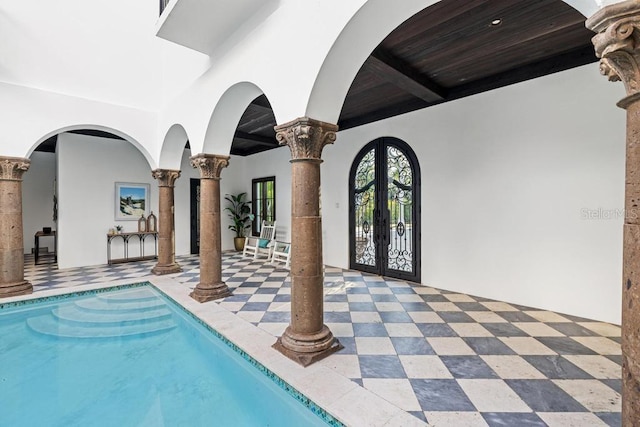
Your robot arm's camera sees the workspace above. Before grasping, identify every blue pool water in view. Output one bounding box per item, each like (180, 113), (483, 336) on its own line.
(0, 284), (339, 426)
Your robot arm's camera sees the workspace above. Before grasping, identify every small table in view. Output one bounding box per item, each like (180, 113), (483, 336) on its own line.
(107, 231), (158, 265)
(35, 230), (57, 265)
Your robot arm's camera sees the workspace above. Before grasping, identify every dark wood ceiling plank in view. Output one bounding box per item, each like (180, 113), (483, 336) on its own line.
(367, 48), (446, 102)
(410, 3), (584, 79)
(233, 131), (279, 148)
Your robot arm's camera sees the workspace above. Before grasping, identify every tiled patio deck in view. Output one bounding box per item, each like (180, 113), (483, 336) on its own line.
(25, 253), (622, 426)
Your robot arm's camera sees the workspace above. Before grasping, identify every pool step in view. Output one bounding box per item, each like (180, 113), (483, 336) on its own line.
(27, 315), (176, 339)
(52, 305), (172, 326)
(26, 289), (176, 339)
(97, 288), (159, 304)
(74, 297), (166, 314)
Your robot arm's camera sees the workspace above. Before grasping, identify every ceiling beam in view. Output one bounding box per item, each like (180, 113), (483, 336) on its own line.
(367, 47), (447, 103)
(339, 45), (596, 131)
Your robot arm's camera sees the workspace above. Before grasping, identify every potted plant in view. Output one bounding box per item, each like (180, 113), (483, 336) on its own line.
(224, 192), (253, 251)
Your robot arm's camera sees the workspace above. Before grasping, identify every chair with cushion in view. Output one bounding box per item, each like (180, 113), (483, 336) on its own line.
(270, 241), (291, 269)
(243, 221), (276, 260)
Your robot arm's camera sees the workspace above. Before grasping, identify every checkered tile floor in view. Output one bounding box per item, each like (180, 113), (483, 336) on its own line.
(25, 253), (622, 426)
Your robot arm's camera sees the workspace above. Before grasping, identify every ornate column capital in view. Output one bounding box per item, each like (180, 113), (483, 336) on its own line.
(190, 153), (229, 180)
(0, 156), (30, 181)
(587, 0), (640, 102)
(151, 169), (181, 187)
(275, 117), (338, 161)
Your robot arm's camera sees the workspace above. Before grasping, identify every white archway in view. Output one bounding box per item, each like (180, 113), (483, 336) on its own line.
(201, 81), (269, 156)
(29, 124), (156, 170)
(158, 123), (190, 170)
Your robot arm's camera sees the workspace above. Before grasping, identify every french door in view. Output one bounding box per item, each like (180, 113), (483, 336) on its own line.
(349, 138), (421, 282)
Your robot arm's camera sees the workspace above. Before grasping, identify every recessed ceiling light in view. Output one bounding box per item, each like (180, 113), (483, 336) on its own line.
(490, 18), (502, 27)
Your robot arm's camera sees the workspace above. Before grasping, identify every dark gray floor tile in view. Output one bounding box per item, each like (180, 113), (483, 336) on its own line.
(596, 412), (622, 427)
(351, 378), (363, 386)
(408, 411), (427, 422)
(348, 302), (378, 312)
(523, 355), (593, 379)
(255, 287), (279, 294)
(482, 322), (528, 337)
(416, 323), (458, 337)
(324, 294), (348, 302)
(353, 322), (389, 337)
(260, 311), (290, 323)
(324, 311), (352, 323)
(391, 337), (435, 355)
(273, 294), (291, 303)
(546, 322), (598, 336)
(359, 355), (406, 378)
(240, 302), (270, 311)
(506, 379), (587, 412)
(606, 355), (623, 366)
(482, 412), (547, 426)
(390, 287), (416, 295)
(420, 294), (449, 302)
(438, 311), (475, 323)
(609, 337), (622, 344)
(400, 302), (433, 312)
(495, 311), (538, 322)
(371, 294), (399, 302)
(536, 337), (597, 355)
(601, 379), (622, 394)
(365, 282), (388, 287)
(410, 379), (476, 411)
(346, 287), (370, 294)
(379, 311), (413, 323)
(454, 302), (489, 311)
(440, 355), (499, 379)
(222, 294), (252, 302)
(337, 337), (357, 355)
(463, 337), (516, 355)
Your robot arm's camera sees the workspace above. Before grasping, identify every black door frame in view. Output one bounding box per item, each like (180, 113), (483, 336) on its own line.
(348, 137), (421, 282)
(190, 178), (200, 254)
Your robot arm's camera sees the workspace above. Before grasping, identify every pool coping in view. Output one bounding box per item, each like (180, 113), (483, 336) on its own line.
(1, 275), (427, 427)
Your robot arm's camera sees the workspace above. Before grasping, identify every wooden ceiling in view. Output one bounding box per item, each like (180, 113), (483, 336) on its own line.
(231, 0), (596, 156)
(35, 0), (597, 156)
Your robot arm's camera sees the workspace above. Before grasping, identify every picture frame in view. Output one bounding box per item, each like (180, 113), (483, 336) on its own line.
(115, 182), (150, 220)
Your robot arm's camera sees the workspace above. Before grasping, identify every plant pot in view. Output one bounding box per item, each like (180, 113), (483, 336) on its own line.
(234, 237), (246, 251)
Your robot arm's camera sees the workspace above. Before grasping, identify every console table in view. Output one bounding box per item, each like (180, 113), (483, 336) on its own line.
(107, 231), (158, 265)
(34, 230), (57, 265)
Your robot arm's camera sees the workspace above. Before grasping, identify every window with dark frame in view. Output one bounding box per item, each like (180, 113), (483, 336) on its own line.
(251, 176), (276, 236)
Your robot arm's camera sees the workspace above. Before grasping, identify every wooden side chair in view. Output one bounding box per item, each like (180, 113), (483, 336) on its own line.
(270, 241), (291, 269)
(243, 221), (276, 260)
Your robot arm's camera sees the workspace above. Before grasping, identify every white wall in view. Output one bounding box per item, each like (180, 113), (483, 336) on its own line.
(57, 133), (159, 268)
(22, 152), (56, 254)
(244, 64), (626, 324)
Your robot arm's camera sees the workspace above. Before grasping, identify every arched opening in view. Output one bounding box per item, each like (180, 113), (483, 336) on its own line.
(24, 127), (156, 271)
(349, 137), (421, 282)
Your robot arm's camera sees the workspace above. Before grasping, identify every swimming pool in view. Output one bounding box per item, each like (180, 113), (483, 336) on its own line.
(1, 283), (341, 426)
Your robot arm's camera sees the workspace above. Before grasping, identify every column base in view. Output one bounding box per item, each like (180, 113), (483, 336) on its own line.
(190, 281), (232, 302)
(151, 263), (182, 275)
(273, 325), (343, 367)
(0, 280), (33, 298)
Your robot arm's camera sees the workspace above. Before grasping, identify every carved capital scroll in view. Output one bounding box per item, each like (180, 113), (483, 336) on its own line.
(275, 117), (338, 161)
(190, 153), (229, 180)
(0, 156), (30, 181)
(152, 169), (181, 187)
(587, 0), (640, 98)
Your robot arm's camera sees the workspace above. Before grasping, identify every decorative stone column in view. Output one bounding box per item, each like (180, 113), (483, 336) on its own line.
(272, 117), (342, 366)
(588, 3), (640, 424)
(189, 154), (232, 302)
(151, 169), (182, 275)
(0, 156), (32, 298)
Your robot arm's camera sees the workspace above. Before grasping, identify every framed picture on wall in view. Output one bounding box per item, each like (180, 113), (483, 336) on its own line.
(115, 182), (150, 220)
